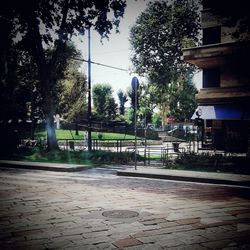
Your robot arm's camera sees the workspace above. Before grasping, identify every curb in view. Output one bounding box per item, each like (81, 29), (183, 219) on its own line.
(117, 170), (250, 187)
(0, 161), (88, 172)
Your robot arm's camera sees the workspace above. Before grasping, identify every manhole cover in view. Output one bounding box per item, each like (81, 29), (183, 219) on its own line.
(102, 210), (139, 219)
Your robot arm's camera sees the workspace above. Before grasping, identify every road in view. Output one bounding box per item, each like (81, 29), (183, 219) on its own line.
(0, 167), (250, 249)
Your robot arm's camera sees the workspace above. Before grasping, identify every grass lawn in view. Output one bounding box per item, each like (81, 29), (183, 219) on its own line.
(33, 129), (139, 140)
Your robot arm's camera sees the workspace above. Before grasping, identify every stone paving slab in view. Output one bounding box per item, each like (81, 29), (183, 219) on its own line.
(0, 160), (89, 172)
(117, 167), (250, 187)
(0, 168), (250, 249)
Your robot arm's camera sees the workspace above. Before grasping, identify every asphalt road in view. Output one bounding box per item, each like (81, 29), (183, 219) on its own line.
(0, 167), (250, 249)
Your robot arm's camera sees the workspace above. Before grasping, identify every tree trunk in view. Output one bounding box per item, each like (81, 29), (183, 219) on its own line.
(26, 11), (60, 151)
(45, 111), (58, 151)
(39, 70), (59, 151)
(161, 102), (168, 129)
(42, 83), (59, 150)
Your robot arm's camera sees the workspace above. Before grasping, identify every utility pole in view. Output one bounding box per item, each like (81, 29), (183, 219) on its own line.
(134, 84), (138, 170)
(87, 28), (92, 151)
(131, 77), (139, 170)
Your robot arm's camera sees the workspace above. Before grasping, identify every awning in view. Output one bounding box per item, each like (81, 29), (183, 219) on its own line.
(191, 105), (250, 120)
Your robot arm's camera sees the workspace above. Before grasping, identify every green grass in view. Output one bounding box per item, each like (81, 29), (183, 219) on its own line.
(33, 129), (139, 140)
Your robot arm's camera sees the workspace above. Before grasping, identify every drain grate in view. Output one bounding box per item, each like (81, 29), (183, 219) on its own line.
(102, 210), (139, 219)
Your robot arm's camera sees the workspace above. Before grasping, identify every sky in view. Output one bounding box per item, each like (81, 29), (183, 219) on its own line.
(74, 0), (202, 99)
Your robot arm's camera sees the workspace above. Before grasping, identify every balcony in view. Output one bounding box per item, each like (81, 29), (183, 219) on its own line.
(196, 86), (250, 104)
(182, 41), (250, 68)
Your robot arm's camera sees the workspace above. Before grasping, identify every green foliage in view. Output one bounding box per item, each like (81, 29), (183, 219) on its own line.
(152, 113), (162, 128)
(121, 108), (133, 125)
(127, 86), (141, 110)
(104, 94), (118, 120)
(126, 85), (143, 124)
(168, 78), (198, 121)
(117, 89), (128, 115)
(1, 0), (126, 150)
(130, 0), (200, 126)
(172, 152), (250, 175)
(0, 43), (40, 123)
(130, 0), (200, 83)
(137, 83), (158, 126)
(58, 44), (87, 123)
(92, 83), (117, 119)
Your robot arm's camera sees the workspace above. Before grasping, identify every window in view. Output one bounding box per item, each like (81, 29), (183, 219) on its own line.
(203, 26), (221, 45)
(203, 68), (220, 88)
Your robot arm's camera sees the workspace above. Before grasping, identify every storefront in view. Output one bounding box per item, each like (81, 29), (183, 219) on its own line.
(192, 105), (250, 152)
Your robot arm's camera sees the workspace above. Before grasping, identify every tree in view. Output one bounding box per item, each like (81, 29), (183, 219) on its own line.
(104, 95), (118, 120)
(117, 89), (128, 115)
(130, 0), (200, 127)
(58, 45), (87, 135)
(137, 83), (156, 127)
(1, 0), (126, 150)
(92, 83), (117, 119)
(0, 39), (43, 154)
(126, 86), (141, 125)
(168, 77), (197, 121)
(152, 113), (162, 129)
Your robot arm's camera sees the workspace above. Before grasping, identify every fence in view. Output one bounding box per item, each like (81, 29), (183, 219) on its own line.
(125, 144), (186, 166)
(57, 138), (187, 165)
(57, 138), (150, 151)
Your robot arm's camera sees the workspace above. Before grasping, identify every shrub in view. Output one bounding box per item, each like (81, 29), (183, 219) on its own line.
(174, 152), (250, 174)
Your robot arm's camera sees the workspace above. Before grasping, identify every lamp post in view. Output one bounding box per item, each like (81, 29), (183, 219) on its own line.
(195, 108), (202, 152)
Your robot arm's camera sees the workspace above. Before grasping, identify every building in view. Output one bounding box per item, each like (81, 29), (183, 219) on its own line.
(182, 0), (250, 153)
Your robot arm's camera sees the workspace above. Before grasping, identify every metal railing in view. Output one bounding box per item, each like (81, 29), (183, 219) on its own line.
(125, 144), (186, 165)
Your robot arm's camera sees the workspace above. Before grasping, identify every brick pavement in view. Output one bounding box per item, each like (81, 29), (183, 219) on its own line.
(0, 168), (250, 249)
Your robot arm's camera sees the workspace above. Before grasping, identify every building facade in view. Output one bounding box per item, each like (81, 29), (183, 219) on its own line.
(183, 0), (250, 153)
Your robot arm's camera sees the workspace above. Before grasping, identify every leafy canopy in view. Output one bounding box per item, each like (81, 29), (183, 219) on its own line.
(1, 0), (126, 150)
(130, 0), (200, 84)
(92, 83), (117, 119)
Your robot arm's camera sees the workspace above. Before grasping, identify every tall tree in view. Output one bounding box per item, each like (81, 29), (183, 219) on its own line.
(58, 45), (87, 135)
(126, 86), (141, 125)
(1, 0), (126, 150)
(117, 89), (128, 115)
(168, 77), (197, 122)
(130, 0), (200, 127)
(92, 83), (117, 119)
(104, 95), (118, 120)
(137, 83), (156, 126)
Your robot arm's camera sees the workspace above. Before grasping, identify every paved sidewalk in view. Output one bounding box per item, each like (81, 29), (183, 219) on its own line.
(117, 167), (250, 187)
(1, 160), (250, 187)
(0, 160), (90, 172)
